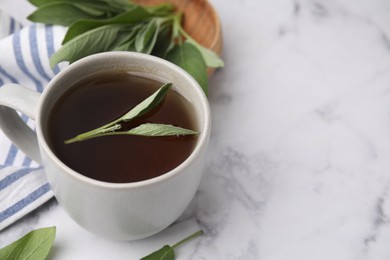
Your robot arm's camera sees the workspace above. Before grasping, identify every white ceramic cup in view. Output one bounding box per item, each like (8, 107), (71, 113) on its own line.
(0, 52), (210, 241)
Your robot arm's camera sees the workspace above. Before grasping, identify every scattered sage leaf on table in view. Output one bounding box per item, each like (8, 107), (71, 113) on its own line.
(0, 227), (56, 260)
(140, 230), (203, 260)
(166, 42), (208, 95)
(141, 245), (174, 260)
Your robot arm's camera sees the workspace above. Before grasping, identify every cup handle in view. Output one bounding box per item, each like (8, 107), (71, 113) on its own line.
(0, 84), (42, 164)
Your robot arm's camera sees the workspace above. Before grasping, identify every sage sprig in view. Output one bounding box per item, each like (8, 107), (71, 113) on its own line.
(64, 83), (198, 144)
(0, 227), (56, 260)
(140, 230), (203, 260)
(27, 0), (224, 94)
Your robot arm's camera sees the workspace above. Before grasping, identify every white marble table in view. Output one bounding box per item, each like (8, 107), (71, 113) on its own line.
(2, 0), (390, 259)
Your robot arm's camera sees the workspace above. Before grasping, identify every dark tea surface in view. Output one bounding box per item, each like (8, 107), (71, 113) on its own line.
(48, 71), (197, 183)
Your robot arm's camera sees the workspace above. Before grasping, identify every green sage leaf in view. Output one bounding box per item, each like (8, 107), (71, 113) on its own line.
(29, 0), (97, 7)
(27, 2), (100, 26)
(127, 123), (198, 136)
(0, 227), (56, 260)
(135, 19), (160, 54)
(112, 41), (136, 52)
(115, 26), (141, 45)
(29, 0), (133, 12)
(145, 3), (175, 16)
(172, 16), (224, 68)
(166, 42), (208, 95)
(121, 82), (172, 121)
(50, 25), (120, 67)
(140, 245), (174, 260)
(112, 28), (139, 52)
(189, 40), (224, 68)
(99, 0), (136, 11)
(62, 6), (152, 44)
(152, 23), (174, 59)
(73, 3), (108, 17)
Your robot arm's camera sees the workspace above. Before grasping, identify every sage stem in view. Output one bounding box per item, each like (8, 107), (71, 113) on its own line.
(171, 230), (203, 250)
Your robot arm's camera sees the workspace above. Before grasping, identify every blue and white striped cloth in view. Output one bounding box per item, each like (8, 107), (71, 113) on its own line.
(0, 10), (66, 230)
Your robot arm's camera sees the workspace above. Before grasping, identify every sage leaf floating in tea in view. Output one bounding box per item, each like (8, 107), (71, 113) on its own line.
(27, 0), (224, 94)
(121, 82), (171, 122)
(0, 227), (56, 260)
(64, 83), (198, 144)
(126, 123), (198, 137)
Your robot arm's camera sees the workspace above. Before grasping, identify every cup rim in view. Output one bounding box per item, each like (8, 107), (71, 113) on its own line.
(36, 51), (211, 189)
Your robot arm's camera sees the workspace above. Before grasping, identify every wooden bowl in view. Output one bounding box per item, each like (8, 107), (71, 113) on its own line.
(133, 0), (223, 75)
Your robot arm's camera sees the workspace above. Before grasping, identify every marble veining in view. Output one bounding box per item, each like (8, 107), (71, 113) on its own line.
(2, 0), (390, 259)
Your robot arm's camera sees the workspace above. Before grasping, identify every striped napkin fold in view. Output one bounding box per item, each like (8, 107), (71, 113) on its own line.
(0, 9), (66, 231)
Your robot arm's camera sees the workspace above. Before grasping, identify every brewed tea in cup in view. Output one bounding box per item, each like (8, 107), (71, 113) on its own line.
(48, 70), (198, 183)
